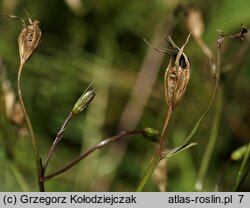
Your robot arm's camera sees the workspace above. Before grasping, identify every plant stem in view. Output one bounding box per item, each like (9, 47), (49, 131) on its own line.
(159, 106), (173, 147)
(195, 87), (223, 191)
(194, 48), (222, 191)
(137, 152), (161, 192)
(41, 130), (143, 182)
(195, 36), (214, 61)
(137, 106), (173, 192)
(43, 111), (74, 172)
(236, 166), (250, 191)
(178, 45), (220, 150)
(18, 62), (44, 192)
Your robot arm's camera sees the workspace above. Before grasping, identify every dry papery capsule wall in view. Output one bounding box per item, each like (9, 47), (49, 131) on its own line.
(0, 0), (249, 191)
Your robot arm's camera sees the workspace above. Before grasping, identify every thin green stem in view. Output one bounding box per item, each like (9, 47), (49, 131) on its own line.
(179, 49), (220, 148)
(137, 106), (173, 192)
(41, 130), (143, 182)
(195, 87), (223, 191)
(137, 153), (161, 192)
(18, 62), (44, 192)
(194, 48), (222, 191)
(235, 140), (250, 191)
(236, 166), (250, 191)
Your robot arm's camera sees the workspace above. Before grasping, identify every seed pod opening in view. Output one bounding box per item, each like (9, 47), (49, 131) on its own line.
(4, 8), (42, 65)
(164, 35), (191, 110)
(18, 20), (42, 65)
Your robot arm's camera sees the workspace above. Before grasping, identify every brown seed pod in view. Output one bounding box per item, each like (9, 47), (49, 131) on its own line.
(5, 6), (42, 65)
(144, 34), (191, 109)
(18, 20), (41, 64)
(164, 35), (191, 110)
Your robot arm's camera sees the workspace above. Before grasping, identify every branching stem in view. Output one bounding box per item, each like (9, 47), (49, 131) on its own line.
(41, 130), (143, 182)
(43, 111), (74, 172)
(137, 106), (173, 191)
(18, 62), (45, 192)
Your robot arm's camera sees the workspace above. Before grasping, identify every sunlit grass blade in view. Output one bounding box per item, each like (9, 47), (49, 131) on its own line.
(235, 140), (250, 191)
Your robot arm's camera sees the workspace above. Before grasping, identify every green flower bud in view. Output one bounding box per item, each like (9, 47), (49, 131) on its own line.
(231, 145), (247, 161)
(72, 84), (96, 114)
(143, 127), (160, 142)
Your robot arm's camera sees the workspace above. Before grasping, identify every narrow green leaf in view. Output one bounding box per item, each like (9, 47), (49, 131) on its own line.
(165, 142), (198, 158)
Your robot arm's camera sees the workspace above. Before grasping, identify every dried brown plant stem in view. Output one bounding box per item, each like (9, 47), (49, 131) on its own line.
(43, 111), (74, 172)
(18, 62), (45, 192)
(44, 85), (95, 173)
(193, 36), (217, 77)
(195, 36), (214, 61)
(159, 106), (173, 148)
(41, 130), (144, 182)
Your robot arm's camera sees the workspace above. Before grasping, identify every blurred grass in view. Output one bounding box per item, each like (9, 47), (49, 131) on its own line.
(0, 0), (249, 191)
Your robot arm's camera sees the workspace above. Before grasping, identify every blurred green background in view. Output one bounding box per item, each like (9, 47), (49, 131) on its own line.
(0, 0), (249, 191)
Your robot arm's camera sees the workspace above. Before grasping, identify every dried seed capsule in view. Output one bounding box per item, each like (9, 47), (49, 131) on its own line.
(5, 6), (42, 65)
(144, 34), (191, 109)
(164, 35), (191, 109)
(18, 20), (41, 64)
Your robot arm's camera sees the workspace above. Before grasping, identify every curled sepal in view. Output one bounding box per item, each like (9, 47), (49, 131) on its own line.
(72, 84), (96, 114)
(164, 34), (191, 110)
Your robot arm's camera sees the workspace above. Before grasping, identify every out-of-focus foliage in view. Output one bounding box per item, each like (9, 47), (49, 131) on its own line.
(0, 0), (249, 191)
